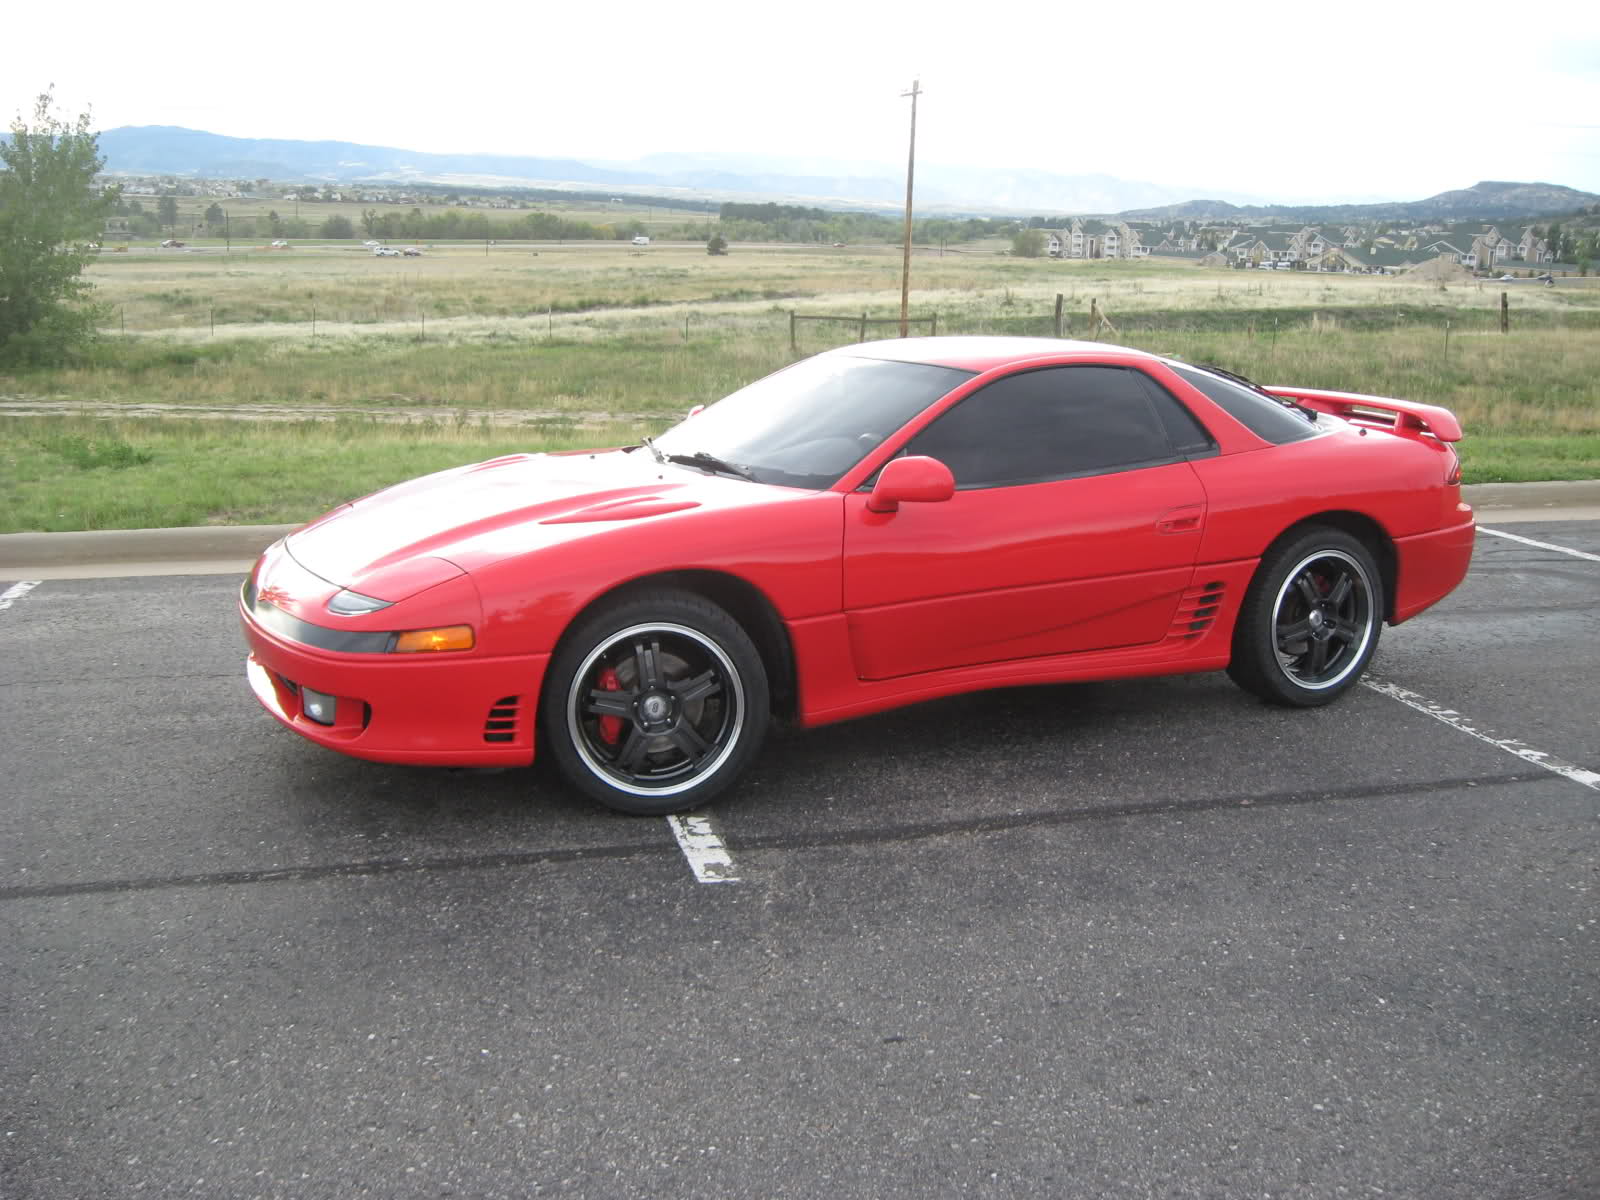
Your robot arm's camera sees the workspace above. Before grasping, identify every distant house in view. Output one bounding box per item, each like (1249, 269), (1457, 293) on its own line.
(1415, 225), (1518, 268)
(1045, 218), (1152, 260)
(1517, 226), (1555, 263)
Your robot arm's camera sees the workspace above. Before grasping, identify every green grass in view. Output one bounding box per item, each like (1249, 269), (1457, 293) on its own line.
(0, 416), (651, 532)
(4, 330), (794, 415)
(3, 249), (1597, 531)
(1455, 435), (1600, 484)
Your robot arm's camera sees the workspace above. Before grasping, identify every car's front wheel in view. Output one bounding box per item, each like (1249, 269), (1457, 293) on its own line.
(540, 590), (769, 814)
(1227, 527), (1383, 707)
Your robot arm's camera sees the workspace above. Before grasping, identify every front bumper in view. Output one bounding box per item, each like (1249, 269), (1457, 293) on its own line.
(241, 589), (548, 767)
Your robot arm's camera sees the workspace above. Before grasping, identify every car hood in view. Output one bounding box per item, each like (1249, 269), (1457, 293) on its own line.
(286, 448), (757, 596)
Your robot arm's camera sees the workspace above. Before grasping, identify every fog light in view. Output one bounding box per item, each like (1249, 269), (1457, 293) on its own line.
(301, 686), (337, 725)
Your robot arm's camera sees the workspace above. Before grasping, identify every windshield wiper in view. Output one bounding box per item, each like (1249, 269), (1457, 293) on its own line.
(637, 436), (667, 464)
(664, 450), (756, 481)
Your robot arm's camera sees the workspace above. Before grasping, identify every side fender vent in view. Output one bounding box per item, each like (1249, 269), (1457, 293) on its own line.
(484, 696), (521, 743)
(1171, 581), (1226, 640)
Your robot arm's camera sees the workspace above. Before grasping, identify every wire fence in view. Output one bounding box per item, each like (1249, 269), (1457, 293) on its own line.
(100, 287), (1594, 355)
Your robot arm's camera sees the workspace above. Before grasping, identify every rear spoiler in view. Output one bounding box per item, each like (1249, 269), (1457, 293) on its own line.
(1265, 386), (1462, 443)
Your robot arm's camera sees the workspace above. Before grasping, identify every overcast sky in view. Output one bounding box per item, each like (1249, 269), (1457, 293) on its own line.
(7, 0), (1599, 203)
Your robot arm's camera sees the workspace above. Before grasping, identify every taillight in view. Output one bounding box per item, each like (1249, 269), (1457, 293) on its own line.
(1444, 445), (1461, 486)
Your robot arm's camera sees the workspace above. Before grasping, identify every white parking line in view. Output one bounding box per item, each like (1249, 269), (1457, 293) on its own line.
(1479, 527), (1600, 563)
(0, 581), (41, 613)
(1363, 679), (1600, 793)
(666, 814), (741, 883)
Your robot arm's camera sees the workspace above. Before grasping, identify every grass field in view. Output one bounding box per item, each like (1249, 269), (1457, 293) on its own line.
(111, 191), (712, 244)
(2, 245), (1597, 532)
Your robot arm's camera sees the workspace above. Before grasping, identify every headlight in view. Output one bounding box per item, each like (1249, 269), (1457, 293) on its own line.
(327, 589), (394, 616)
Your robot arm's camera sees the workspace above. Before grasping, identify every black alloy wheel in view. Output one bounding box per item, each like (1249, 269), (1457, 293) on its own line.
(1228, 527), (1383, 707)
(541, 590), (769, 814)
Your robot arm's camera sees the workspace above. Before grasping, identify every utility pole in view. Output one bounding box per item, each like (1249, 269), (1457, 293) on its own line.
(899, 79), (921, 339)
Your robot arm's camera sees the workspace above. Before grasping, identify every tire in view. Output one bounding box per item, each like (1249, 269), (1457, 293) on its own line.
(539, 589), (769, 815)
(1227, 527), (1383, 707)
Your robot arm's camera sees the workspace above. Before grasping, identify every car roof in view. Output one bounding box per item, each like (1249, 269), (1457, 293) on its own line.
(836, 336), (1161, 373)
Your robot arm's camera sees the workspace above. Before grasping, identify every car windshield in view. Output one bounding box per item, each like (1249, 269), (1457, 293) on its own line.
(652, 354), (974, 489)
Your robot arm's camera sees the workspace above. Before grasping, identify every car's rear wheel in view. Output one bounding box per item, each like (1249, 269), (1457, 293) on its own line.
(1227, 527), (1382, 707)
(540, 590), (769, 815)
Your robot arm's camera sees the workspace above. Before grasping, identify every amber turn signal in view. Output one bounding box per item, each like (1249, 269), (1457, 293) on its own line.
(393, 625), (475, 653)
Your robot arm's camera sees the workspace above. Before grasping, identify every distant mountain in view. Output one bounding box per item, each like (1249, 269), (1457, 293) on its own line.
(95, 126), (635, 188)
(93, 126), (1261, 214)
(91, 128), (1599, 221)
(1118, 180), (1600, 224)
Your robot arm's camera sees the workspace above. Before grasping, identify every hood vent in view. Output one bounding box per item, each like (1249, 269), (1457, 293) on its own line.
(484, 696), (521, 743)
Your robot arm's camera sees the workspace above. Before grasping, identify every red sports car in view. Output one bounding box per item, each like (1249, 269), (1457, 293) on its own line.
(240, 337), (1475, 813)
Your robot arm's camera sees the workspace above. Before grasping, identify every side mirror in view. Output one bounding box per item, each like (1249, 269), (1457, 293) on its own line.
(867, 455), (955, 513)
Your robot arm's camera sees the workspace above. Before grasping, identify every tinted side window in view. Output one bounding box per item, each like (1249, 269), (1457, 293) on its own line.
(1167, 362), (1318, 444)
(906, 366), (1177, 488)
(1133, 373), (1217, 456)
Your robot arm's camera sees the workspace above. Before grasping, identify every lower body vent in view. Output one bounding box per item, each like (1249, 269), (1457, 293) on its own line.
(484, 696), (521, 743)
(1170, 581), (1226, 640)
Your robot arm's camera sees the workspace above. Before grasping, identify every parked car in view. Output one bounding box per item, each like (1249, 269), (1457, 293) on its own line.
(240, 337), (1475, 814)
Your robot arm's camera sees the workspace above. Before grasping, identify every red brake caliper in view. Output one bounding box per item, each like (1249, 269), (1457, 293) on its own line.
(597, 666), (624, 745)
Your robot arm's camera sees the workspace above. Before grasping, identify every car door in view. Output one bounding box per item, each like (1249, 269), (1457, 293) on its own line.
(841, 364), (1214, 681)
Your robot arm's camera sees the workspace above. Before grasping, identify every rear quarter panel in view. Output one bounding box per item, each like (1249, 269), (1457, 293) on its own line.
(1190, 425), (1454, 564)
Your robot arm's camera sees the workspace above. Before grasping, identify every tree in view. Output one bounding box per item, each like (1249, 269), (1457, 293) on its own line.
(320, 214), (354, 239)
(157, 194), (179, 231)
(1010, 228), (1046, 258)
(204, 202), (225, 232)
(706, 232), (728, 255)
(0, 88), (117, 364)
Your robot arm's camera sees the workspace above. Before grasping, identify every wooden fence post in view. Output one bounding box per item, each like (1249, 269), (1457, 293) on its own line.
(1089, 299), (1099, 340)
(1054, 293), (1064, 338)
(790, 311), (797, 353)
(1500, 291), (1509, 333)
(859, 312), (867, 343)
(931, 311), (938, 337)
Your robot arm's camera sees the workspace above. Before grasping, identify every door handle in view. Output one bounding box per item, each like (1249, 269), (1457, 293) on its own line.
(1156, 505), (1203, 534)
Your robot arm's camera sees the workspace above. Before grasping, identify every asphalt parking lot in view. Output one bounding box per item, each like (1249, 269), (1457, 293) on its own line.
(1, 516), (1596, 1199)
